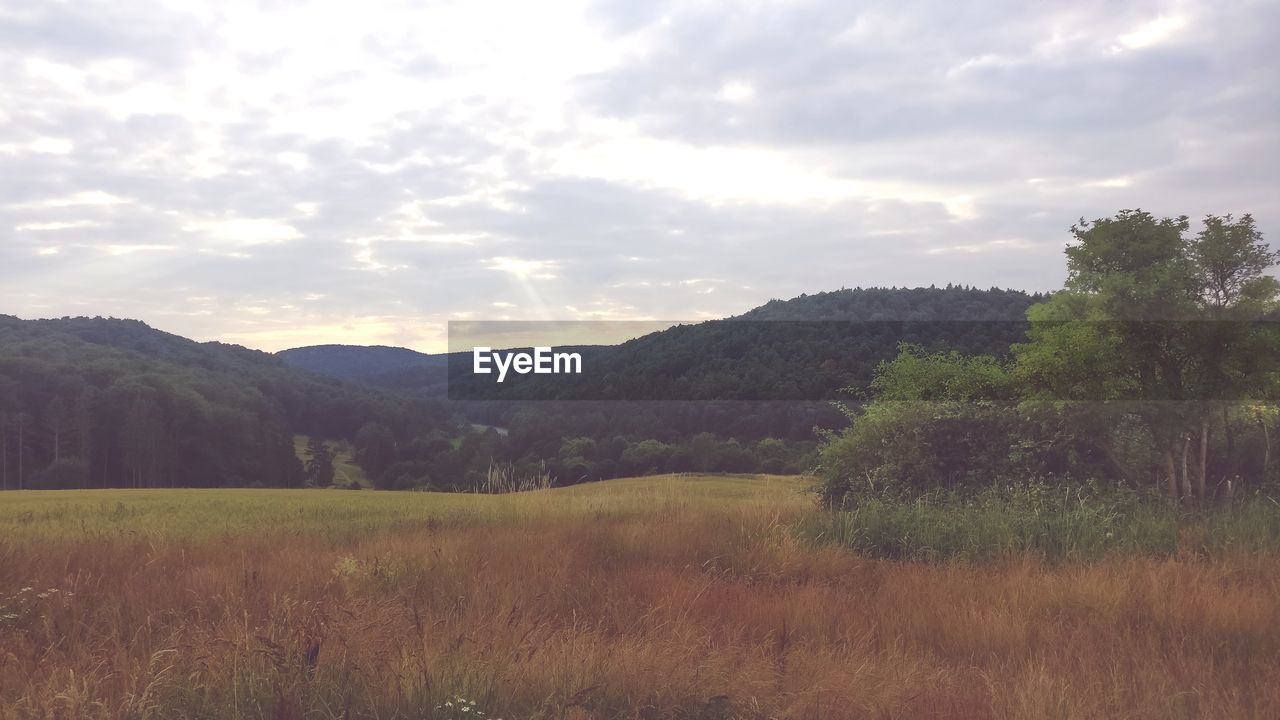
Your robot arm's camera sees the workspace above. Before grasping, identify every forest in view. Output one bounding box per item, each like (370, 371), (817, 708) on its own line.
(0, 317), (449, 489)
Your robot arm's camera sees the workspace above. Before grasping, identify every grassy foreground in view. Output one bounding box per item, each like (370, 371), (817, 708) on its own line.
(2, 476), (1279, 719)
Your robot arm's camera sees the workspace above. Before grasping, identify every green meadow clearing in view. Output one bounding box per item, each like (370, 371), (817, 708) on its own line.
(0, 474), (809, 543)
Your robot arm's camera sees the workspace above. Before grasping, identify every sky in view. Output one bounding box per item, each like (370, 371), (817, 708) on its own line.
(1, 0), (1277, 352)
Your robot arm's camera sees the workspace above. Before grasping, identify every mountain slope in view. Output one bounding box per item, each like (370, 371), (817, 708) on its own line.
(0, 315), (445, 489)
(277, 344), (448, 380)
(443, 286), (1045, 401)
(281, 286), (1045, 401)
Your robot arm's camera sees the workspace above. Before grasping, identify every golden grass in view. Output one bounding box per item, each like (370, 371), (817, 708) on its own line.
(1, 475), (1278, 719)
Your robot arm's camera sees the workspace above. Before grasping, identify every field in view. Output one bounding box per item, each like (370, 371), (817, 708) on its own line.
(2, 476), (1280, 719)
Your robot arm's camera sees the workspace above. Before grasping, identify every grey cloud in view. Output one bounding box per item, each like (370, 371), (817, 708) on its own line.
(0, 0), (209, 69)
(0, 0), (1275, 350)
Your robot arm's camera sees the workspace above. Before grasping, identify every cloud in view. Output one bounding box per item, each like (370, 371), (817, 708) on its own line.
(0, 0), (1274, 351)
(1115, 14), (1188, 51)
(182, 218), (303, 246)
(486, 256), (560, 280)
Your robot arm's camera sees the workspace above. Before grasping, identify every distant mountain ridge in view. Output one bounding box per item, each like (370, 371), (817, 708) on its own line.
(277, 344), (447, 380)
(277, 286), (1046, 400)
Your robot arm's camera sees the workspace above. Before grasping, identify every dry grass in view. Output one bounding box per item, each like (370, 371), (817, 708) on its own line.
(1, 476), (1278, 719)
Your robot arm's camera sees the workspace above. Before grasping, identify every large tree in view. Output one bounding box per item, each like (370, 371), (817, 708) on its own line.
(1014, 211), (1279, 499)
(304, 437), (336, 487)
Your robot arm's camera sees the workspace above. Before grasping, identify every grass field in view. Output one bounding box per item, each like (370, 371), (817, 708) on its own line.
(2, 476), (1279, 719)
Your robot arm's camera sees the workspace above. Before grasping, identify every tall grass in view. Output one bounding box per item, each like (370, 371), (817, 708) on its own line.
(478, 461), (554, 494)
(799, 482), (1280, 561)
(1, 476), (1279, 719)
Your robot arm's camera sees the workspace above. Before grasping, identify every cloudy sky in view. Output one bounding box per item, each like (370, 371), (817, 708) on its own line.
(2, 0), (1276, 352)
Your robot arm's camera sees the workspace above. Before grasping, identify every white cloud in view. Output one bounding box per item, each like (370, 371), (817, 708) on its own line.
(16, 191), (129, 208)
(182, 218), (302, 245)
(104, 244), (175, 256)
(1085, 177), (1133, 188)
(28, 137), (73, 154)
(926, 239), (1037, 255)
(550, 118), (979, 217)
(16, 220), (101, 231)
(486, 256), (559, 279)
(718, 81), (755, 103)
(1115, 14), (1188, 51)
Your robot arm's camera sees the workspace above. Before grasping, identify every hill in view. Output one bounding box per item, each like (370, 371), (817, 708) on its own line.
(277, 344), (448, 380)
(0, 315), (447, 489)
(282, 286), (1044, 401)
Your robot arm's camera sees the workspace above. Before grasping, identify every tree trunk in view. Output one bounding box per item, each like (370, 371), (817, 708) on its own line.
(16, 414), (23, 491)
(1180, 434), (1192, 499)
(1196, 420), (1208, 501)
(1262, 419), (1272, 489)
(1164, 448), (1179, 499)
(1223, 405), (1236, 481)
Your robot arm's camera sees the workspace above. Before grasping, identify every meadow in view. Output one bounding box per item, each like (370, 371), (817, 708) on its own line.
(2, 476), (1280, 719)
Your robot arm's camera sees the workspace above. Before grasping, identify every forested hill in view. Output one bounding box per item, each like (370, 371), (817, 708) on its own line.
(441, 286), (1046, 401)
(281, 286), (1045, 400)
(0, 315), (445, 489)
(604, 285), (1044, 401)
(739, 285), (1044, 321)
(277, 344), (447, 380)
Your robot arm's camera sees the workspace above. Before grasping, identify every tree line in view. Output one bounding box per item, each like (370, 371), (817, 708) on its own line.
(339, 420), (820, 491)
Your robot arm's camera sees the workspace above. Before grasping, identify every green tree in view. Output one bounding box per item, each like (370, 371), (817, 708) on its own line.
(122, 397), (164, 488)
(819, 347), (1027, 501)
(43, 397), (69, 463)
(1014, 211), (1279, 499)
(304, 437), (336, 487)
(354, 422), (397, 487)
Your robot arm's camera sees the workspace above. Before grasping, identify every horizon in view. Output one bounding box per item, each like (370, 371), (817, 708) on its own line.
(7, 282), (1045, 353)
